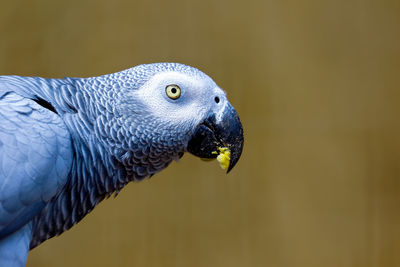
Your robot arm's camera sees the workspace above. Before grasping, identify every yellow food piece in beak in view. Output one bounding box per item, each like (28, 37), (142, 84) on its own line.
(215, 147), (231, 170)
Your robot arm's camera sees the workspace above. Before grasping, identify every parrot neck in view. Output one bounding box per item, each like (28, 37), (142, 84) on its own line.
(29, 77), (132, 249)
(30, 117), (132, 249)
(30, 136), (129, 249)
(29, 74), (183, 248)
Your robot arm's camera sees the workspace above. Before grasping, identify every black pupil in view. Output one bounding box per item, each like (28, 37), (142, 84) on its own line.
(215, 96), (220, 103)
(171, 87), (177, 94)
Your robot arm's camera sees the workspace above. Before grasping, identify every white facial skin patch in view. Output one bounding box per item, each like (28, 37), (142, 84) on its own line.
(135, 71), (212, 126)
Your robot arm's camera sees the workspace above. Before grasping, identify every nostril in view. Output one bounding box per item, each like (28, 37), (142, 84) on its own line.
(214, 96), (220, 103)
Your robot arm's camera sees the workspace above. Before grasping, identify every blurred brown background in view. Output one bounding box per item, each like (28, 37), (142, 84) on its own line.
(1, 0), (399, 266)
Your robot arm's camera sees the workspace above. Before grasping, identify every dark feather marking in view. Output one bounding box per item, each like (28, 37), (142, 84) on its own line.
(31, 96), (58, 114)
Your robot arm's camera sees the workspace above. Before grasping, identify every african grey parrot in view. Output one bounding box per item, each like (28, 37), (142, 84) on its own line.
(0, 63), (243, 266)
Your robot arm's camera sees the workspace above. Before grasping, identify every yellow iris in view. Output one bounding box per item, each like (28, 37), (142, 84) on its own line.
(165, 84), (181, 100)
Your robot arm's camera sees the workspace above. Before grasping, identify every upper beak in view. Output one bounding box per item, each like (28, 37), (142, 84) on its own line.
(187, 102), (244, 173)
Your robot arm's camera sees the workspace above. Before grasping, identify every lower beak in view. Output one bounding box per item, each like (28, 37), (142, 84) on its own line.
(187, 102), (244, 173)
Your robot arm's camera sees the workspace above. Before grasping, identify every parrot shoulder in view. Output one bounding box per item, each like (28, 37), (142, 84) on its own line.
(0, 84), (73, 240)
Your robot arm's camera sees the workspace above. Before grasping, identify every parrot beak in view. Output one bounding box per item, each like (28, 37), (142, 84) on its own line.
(187, 102), (244, 173)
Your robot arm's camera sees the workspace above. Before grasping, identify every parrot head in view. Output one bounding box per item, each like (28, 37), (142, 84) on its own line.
(96, 63), (243, 178)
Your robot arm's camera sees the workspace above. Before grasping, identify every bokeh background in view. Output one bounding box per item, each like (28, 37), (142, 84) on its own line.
(1, 0), (399, 266)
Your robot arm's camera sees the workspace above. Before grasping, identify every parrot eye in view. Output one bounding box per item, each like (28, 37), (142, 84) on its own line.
(165, 84), (181, 100)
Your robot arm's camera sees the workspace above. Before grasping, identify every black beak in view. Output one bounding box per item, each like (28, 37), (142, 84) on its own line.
(187, 102), (244, 173)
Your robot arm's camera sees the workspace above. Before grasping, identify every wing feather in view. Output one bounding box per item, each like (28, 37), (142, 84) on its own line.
(0, 86), (73, 239)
